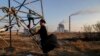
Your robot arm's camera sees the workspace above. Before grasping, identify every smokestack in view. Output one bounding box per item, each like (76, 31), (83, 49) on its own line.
(69, 16), (71, 32)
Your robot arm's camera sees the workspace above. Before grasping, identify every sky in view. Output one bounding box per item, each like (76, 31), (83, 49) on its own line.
(43, 0), (100, 32)
(0, 0), (100, 32)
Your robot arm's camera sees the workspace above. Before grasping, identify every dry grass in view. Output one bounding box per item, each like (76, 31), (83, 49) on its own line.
(53, 32), (80, 39)
(0, 32), (42, 55)
(0, 32), (100, 56)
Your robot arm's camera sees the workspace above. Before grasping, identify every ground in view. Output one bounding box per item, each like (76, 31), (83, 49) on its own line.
(0, 32), (100, 56)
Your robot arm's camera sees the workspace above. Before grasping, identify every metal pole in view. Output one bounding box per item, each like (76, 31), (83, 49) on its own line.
(40, 0), (44, 19)
(69, 16), (71, 32)
(8, 0), (12, 47)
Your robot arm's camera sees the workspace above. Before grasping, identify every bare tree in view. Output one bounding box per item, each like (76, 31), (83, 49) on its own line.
(93, 22), (100, 32)
(83, 25), (93, 39)
(83, 25), (92, 32)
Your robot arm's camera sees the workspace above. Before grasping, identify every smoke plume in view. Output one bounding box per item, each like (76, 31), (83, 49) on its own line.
(70, 7), (100, 16)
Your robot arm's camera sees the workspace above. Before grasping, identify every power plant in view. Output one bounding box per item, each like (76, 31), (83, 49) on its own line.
(57, 23), (68, 33)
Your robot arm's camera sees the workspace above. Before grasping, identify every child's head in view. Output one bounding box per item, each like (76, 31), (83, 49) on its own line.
(40, 19), (46, 23)
(40, 19), (46, 25)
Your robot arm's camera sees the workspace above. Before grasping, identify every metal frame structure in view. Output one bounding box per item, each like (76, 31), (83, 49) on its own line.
(0, 0), (44, 53)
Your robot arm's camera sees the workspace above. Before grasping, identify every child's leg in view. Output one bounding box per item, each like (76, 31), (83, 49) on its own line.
(28, 18), (31, 28)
